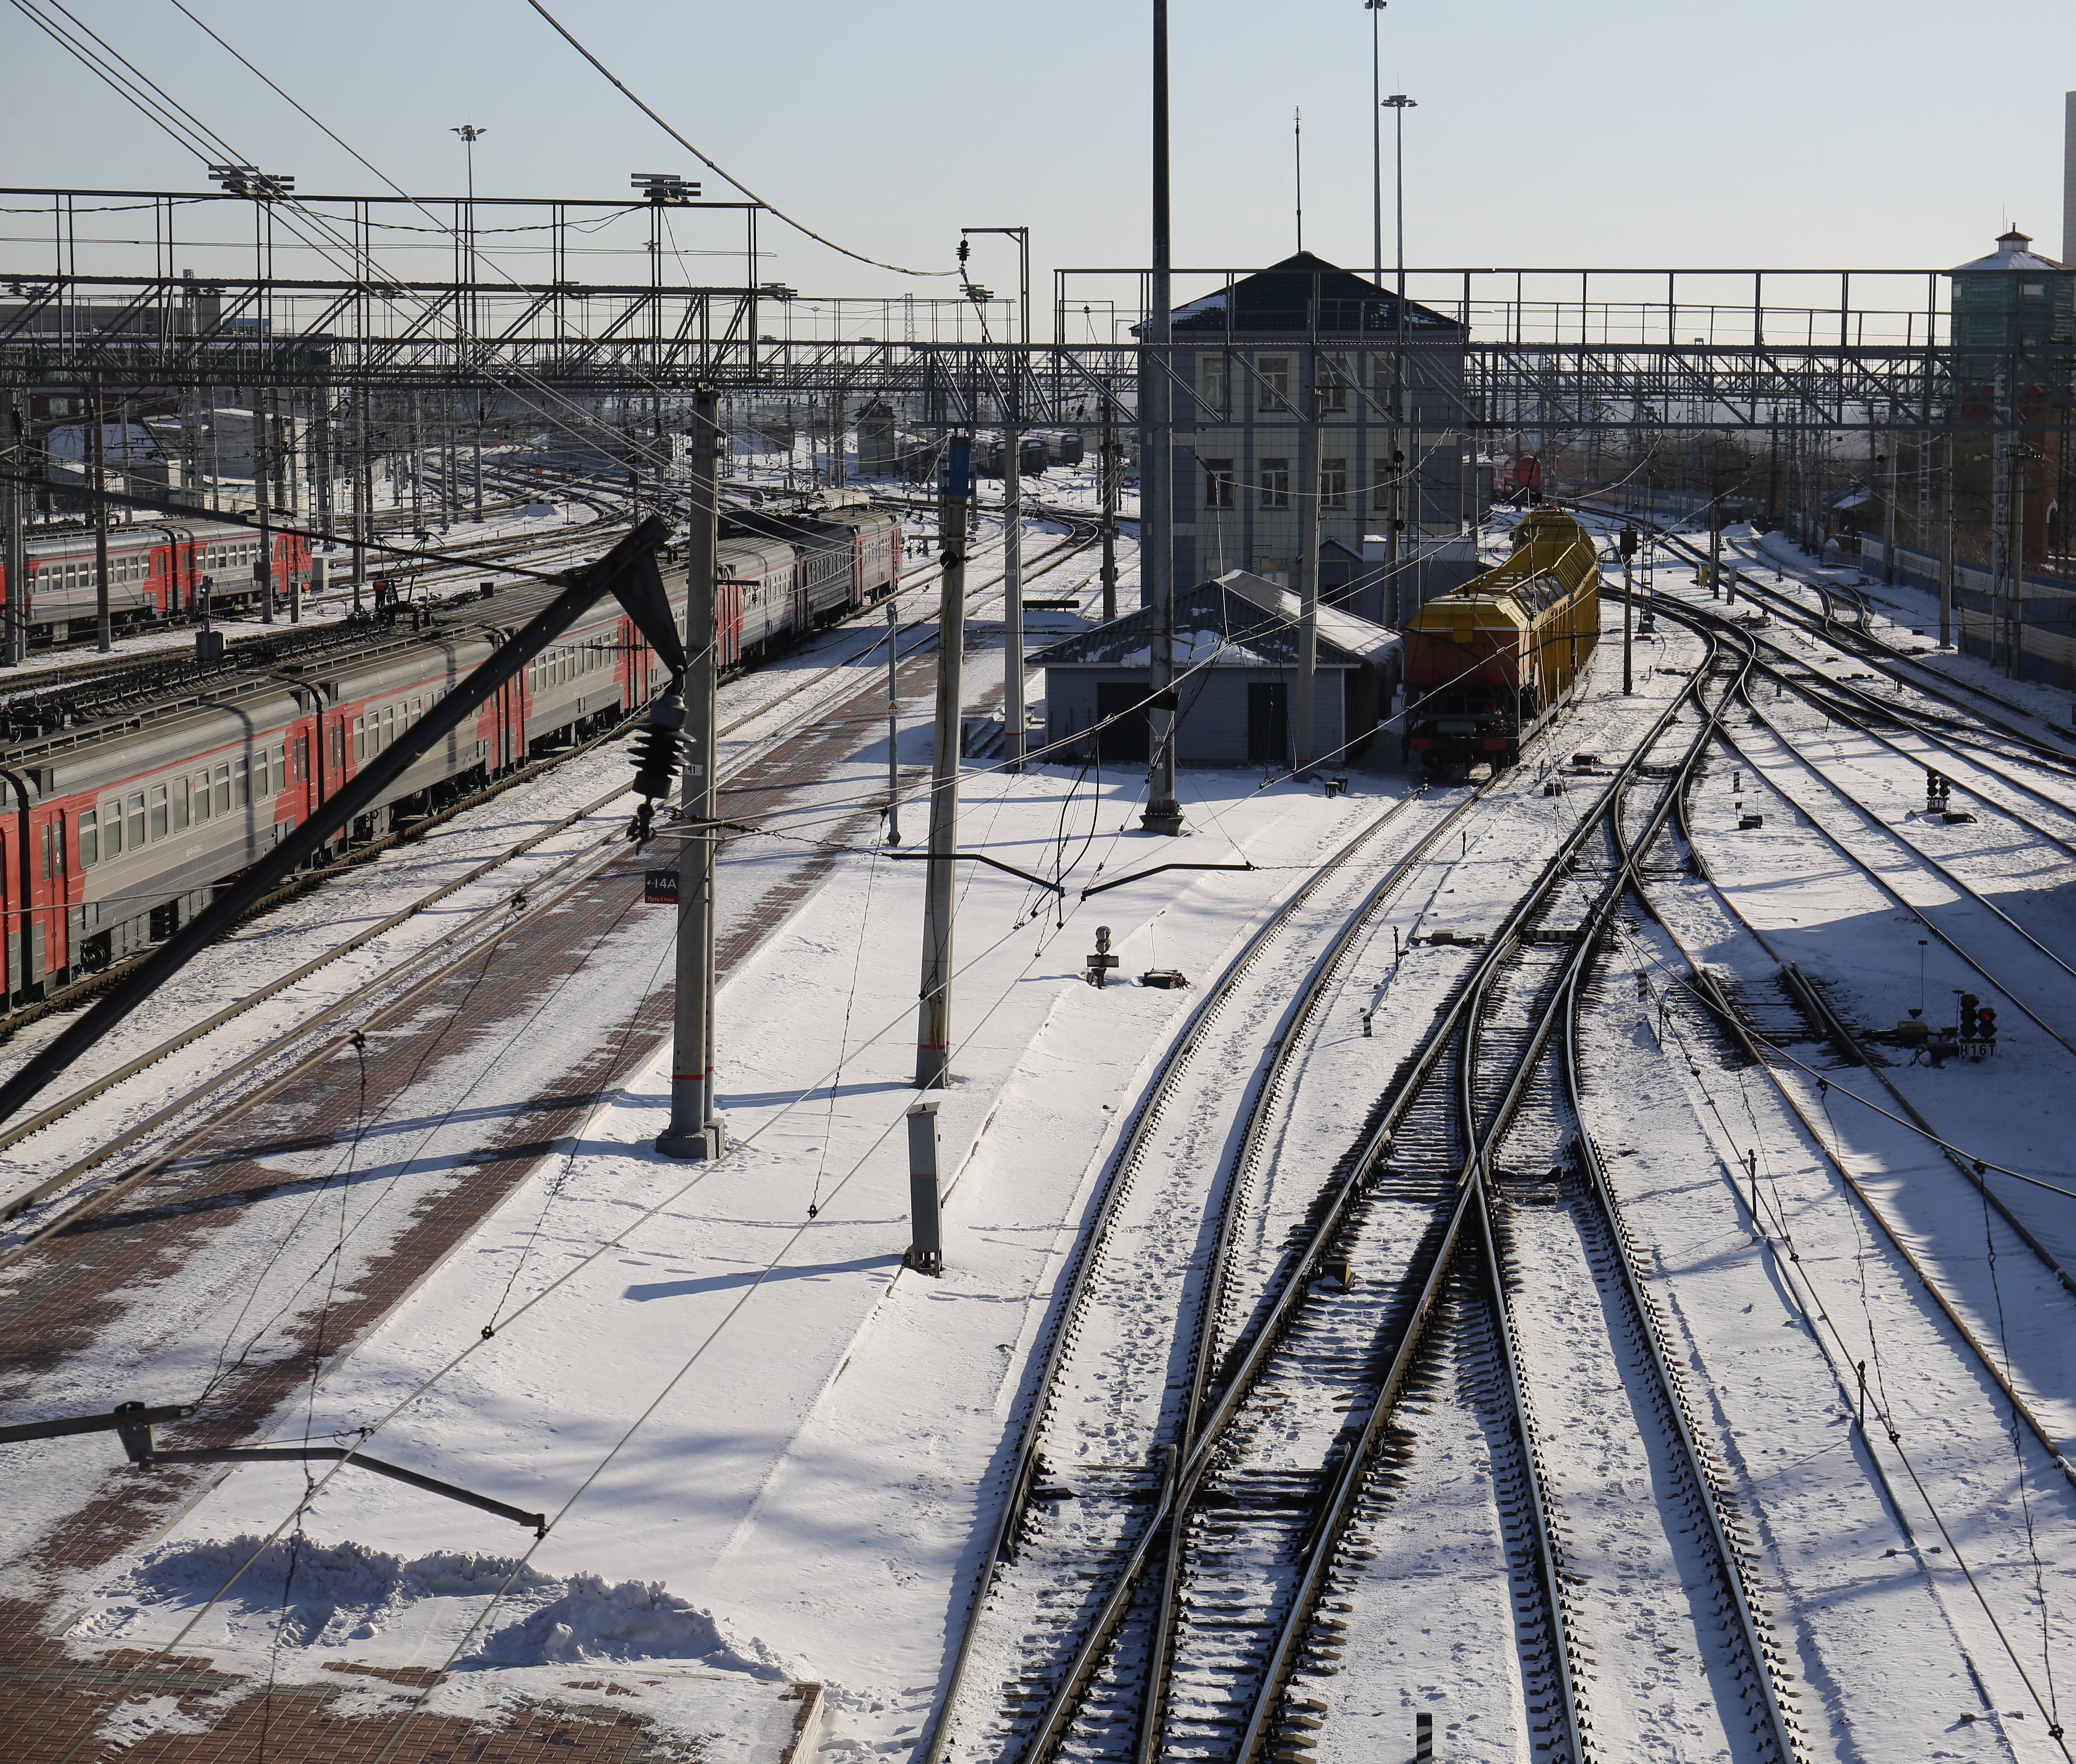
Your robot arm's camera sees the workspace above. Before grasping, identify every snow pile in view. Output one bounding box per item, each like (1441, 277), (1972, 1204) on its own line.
(86, 1536), (788, 1677)
(480, 1575), (788, 1674)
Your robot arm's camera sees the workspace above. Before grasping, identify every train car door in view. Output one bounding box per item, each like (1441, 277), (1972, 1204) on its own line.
(788, 558), (810, 639)
(717, 580), (744, 667)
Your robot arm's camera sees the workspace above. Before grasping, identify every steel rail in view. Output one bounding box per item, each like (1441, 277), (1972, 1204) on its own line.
(1129, 785), (1494, 1763)
(1631, 610), (2076, 1487)
(1713, 680), (2076, 1061)
(917, 785), (1473, 1764)
(1227, 633), (1752, 1764)
(1743, 655), (2076, 857)
(1560, 962), (1809, 1762)
(1015, 633), (1729, 1764)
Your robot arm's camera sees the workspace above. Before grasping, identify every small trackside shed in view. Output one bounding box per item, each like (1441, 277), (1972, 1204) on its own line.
(1032, 570), (1400, 768)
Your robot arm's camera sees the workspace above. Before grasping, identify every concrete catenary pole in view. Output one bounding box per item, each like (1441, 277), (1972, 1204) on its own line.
(256, 395), (275, 625)
(1939, 431), (1955, 650)
(1141, 0), (1184, 835)
(1295, 344), (1321, 770)
(91, 393), (112, 651)
(885, 593), (902, 845)
(1099, 418), (1120, 622)
(916, 440), (971, 1087)
(5, 388), (27, 667)
(1003, 401), (1025, 771)
(659, 384), (727, 1159)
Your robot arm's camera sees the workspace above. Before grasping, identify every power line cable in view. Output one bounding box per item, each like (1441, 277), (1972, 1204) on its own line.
(520, 0), (955, 282)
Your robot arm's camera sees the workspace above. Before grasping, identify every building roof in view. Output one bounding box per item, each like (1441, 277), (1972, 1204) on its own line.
(1157, 251), (1460, 337)
(1951, 228), (2065, 273)
(1029, 570), (1402, 672)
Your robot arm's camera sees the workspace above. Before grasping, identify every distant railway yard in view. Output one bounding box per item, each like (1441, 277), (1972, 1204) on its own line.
(5, 7), (2076, 1758)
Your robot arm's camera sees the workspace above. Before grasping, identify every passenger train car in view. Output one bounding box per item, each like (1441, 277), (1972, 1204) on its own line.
(0, 518), (313, 643)
(1401, 508), (1601, 775)
(0, 506), (898, 1003)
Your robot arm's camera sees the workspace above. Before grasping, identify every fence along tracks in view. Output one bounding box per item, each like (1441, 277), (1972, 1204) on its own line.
(932, 627), (1806, 1764)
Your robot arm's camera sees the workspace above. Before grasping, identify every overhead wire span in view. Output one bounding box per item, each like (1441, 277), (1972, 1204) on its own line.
(520, 0), (955, 282)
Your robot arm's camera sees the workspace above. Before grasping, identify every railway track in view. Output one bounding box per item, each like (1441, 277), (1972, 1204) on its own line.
(0, 510), (1105, 1242)
(932, 616), (1807, 1764)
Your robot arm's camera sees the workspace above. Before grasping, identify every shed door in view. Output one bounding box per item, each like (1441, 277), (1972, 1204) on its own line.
(1248, 681), (1289, 765)
(1095, 682), (1149, 765)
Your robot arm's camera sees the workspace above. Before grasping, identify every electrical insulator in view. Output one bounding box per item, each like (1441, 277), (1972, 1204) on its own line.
(629, 693), (687, 801)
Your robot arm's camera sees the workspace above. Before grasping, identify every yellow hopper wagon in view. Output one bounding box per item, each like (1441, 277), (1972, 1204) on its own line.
(1401, 509), (1602, 775)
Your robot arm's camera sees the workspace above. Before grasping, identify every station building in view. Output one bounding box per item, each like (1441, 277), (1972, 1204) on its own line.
(1163, 251), (1479, 628)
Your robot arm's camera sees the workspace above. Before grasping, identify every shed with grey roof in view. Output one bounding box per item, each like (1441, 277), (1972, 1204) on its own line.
(1029, 570), (1400, 768)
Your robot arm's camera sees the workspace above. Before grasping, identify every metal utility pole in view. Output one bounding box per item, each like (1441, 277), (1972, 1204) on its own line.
(885, 594), (903, 846)
(352, 394), (370, 616)
(1295, 346), (1321, 771)
(916, 437), (972, 1089)
(1099, 419), (1120, 622)
(1384, 93), (1417, 616)
(1881, 423), (1899, 583)
(1141, 0), (1185, 835)
(1368, 0), (1386, 286)
(1938, 431), (1955, 649)
(1708, 503), (1723, 604)
(659, 384), (727, 1160)
(1620, 524), (1637, 694)
(255, 394), (275, 624)
(5, 387), (27, 667)
(91, 393), (112, 651)
(964, 227), (1031, 771)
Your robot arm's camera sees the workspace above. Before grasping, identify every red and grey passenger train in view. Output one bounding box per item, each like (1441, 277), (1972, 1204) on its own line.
(0, 505), (899, 1002)
(0, 518), (315, 642)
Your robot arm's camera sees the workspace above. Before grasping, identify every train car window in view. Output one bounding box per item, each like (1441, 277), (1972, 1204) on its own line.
(352, 716), (367, 763)
(275, 744), (287, 786)
(127, 794), (146, 850)
(213, 764), (231, 816)
(332, 723), (346, 773)
(383, 705), (397, 749)
(79, 809), (97, 867)
(1257, 357), (1291, 410)
(102, 803), (121, 858)
(149, 785), (168, 841)
(1321, 459), (1348, 511)
(173, 779), (190, 832)
(1260, 459), (1291, 509)
(254, 749), (269, 796)
(193, 773), (212, 821)
(234, 759), (249, 808)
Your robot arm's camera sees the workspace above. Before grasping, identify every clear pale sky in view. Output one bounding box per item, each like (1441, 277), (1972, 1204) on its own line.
(7, 0), (2074, 305)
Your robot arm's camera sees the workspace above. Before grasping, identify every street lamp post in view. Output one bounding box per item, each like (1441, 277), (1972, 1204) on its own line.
(1382, 94), (1416, 620)
(962, 227), (1032, 770)
(452, 126), (487, 521)
(1367, 1), (1387, 287)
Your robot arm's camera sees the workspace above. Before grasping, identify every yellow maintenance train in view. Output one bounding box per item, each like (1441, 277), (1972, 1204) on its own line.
(1401, 509), (1602, 775)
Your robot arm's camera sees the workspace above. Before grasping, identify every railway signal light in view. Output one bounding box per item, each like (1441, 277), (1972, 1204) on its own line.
(1957, 991), (1980, 1039)
(1619, 526), (1639, 560)
(1976, 1005), (1997, 1042)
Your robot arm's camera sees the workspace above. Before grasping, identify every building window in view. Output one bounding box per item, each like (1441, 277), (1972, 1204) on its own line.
(1257, 356), (1291, 410)
(1201, 356), (1229, 415)
(1321, 459), (1348, 510)
(1319, 357), (1350, 413)
(79, 808), (98, 867)
(1203, 458), (1235, 509)
(1260, 458), (1291, 509)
